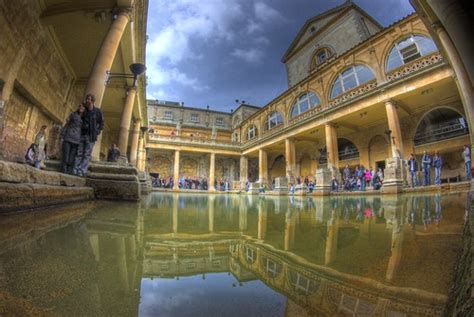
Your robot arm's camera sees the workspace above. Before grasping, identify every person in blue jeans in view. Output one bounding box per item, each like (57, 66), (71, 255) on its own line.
(421, 151), (432, 186)
(463, 145), (471, 181)
(408, 153), (418, 187)
(433, 151), (442, 185)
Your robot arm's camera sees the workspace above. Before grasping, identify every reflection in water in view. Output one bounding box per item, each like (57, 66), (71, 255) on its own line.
(0, 192), (468, 316)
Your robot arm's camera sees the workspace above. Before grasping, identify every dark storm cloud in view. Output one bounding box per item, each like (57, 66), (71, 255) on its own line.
(146, 0), (414, 112)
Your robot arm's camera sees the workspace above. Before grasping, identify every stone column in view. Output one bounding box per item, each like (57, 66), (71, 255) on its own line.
(209, 153), (216, 192)
(173, 150), (180, 191)
(432, 23), (474, 148)
(258, 149), (268, 185)
(325, 123), (339, 168)
(172, 195), (178, 234)
(324, 209), (339, 265)
(136, 134), (144, 170)
(385, 99), (404, 158)
(240, 155), (248, 189)
(239, 200), (248, 231)
(118, 87), (137, 160)
(129, 120), (140, 166)
(88, 10), (132, 161)
(285, 138), (296, 183)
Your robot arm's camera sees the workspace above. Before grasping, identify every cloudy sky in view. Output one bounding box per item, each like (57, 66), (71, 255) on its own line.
(145, 0), (414, 112)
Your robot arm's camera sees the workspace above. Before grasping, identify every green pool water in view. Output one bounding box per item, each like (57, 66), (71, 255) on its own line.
(0, 192), (469, 316)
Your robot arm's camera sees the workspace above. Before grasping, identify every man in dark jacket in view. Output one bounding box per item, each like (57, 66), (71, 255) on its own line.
(74, 94), (104, 176)
(107, 143), (120, 162)
(61, 103), (84, 173)
(408, 153), (418, 188)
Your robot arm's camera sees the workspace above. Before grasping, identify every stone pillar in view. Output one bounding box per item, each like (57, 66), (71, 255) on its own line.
(432, 23), (474, 147)
(258, 149), (268, 185)
(240, 155), (248, 190)
(118, 87), (137, 161)
(136, 134), (144, 170)
(285, 138), (296, 183)
(325, 123), (339, 168)
(239, 200), (248, 231)
(209, 153), (216, 192)
(385, 100), (404, 158)
(88, 10), (132, 161)
(173, 150), (180, 191)
(129, 120), (140, 166)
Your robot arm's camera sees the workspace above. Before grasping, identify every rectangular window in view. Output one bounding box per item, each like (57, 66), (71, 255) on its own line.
(191, 113), (199, 123)
(216, 117), (224, 126)
(164, 111), (173, 120)
(400, 43), (421, 63)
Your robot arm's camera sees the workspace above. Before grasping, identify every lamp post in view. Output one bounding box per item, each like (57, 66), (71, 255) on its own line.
(106, 63), (147, 87)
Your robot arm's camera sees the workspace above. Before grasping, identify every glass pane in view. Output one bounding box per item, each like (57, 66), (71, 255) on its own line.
(309, 93), (320, 107)
(415, 36), (437, 55)
(386, 48), (403, 71)
(331, 80), (343, 99)
(291, 105), (299, 118)
(300, 99), (309, 112)
(343, 73), (358, 91)
(355, 65), (374, 84)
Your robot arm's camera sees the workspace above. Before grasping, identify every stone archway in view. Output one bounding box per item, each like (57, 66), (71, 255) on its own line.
(368, 135), (390, 168)
(270, 155), (285, 180)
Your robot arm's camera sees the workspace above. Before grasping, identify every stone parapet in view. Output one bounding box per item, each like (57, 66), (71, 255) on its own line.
(381, 157), (404, 194)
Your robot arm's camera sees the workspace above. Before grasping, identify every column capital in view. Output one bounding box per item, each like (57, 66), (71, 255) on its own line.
(384, 99), (398, 107)
(113, 7), (134, 21)
(430, 22), (444, 35)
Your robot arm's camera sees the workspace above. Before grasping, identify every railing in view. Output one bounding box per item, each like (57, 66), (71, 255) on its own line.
(386, 52), (443, 82)
(414, 119), (469, 146)
(148, 133), (241, 149)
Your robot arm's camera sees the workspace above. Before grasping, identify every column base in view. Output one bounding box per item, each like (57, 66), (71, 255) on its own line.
(295, 183), (307, 196)
(117, 155), (129, 166)
(247, 182), (260, 194)
(315, 167), (340, 195)
(381, 157), (404, 194)
(208, 186), (216, 192)
(273, 177), (288, 193)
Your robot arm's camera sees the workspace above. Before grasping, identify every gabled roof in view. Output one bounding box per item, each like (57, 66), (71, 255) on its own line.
(281, 0), (383, 63)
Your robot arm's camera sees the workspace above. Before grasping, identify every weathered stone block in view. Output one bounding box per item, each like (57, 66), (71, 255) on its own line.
(315, 167), (339, 195)
(59, 173), (86, 187)
(382, 157), (403, 194)
(0, 183), (34, 212)
(86, 178), (140, 201)
(27, 166), (61, 185)
(0, 160), (29, 183)
(247, 182), (260, 194)
(30, 184), (94, 207)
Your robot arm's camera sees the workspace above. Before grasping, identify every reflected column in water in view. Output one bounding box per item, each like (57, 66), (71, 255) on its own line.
(239, 197), (248, 231)
(284, 209), (297, 251)
(173, 194), (178, 234)
(258, 199), (268, 240)
(209, 195), (215, 233)
(385, 197), (404, 282)
(325, 205), (339, 265)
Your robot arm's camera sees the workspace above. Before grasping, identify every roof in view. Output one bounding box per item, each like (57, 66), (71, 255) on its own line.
(281, 0), (383, 63)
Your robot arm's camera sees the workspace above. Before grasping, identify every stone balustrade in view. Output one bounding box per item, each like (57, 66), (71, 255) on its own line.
(148, 133), (241, 149)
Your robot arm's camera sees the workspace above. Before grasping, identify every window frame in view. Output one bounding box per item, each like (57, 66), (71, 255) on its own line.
(386, 35), (438, 72)
(164, 111), (173, 120)
(216, 117), (224, 126)
(290, 91), (321, 118)
(266, 111), (283, 130)
(330, 65), (375, 99)
(247, 124), (257, 140)
(190, 113), (199, 123)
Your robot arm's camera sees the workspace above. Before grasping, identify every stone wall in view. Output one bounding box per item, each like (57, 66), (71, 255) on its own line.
(285, 8), (380, 87)
(0, 1), (83, 162)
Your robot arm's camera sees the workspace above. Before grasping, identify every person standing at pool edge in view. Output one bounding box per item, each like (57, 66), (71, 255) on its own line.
(421, 151), (431, 186)
(433, 151), (442, 185)
(463, 145), (471, 181)
(74, 94), (104, 176)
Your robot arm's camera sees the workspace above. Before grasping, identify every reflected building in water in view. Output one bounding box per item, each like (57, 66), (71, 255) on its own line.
(0, 193), (466, 316)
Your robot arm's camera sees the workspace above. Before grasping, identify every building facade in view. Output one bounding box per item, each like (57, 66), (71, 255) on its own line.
(146, 1), (471, 191)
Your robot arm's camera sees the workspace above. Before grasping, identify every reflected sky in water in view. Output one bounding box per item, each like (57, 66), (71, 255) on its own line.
(0, 192), (468, 316)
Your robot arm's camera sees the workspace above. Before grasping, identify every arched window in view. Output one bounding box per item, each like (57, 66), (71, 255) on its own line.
(266, 111), (283, 130)
(290, 92), (321, 118)
(311, 47), (333, 68)
(247, 124), (257, 140)
(338, 138), (359, 161)
(386, 35), (438, 72)
(330, 65), (375, 99)
(414, 108), (468, 145)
